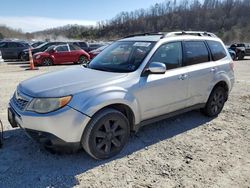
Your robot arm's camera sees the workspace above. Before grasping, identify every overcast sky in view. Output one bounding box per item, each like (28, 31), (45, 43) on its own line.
(0, 0), (161, 32)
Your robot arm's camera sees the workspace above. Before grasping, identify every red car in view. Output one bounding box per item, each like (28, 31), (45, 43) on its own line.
(33, 44), (90, 66)
(89, 45), (108, 59)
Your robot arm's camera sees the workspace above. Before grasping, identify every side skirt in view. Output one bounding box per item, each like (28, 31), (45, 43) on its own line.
(135, 103), (206, 131)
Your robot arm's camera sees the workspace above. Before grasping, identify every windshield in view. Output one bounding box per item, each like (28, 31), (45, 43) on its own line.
(88, 41), (155, 73)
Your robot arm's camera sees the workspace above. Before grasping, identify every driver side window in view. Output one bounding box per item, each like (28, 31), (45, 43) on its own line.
(150, 42), (183, 70)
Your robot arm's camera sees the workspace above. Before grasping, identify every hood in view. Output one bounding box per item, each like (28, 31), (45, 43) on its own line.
(18, 66), (128, 97)
(23, 47), (40, 53)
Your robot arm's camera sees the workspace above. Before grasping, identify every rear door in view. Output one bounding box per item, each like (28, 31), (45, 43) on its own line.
(183, 41), (216, 106)
(53, 45), (71, 64)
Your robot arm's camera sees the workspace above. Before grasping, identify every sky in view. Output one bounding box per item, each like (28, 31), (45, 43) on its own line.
(0, 0), (161, 32)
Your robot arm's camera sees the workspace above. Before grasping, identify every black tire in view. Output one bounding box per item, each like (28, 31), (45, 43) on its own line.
(202, 86), (226, 117)
(82, 108), (130, 159)
(238, 52), (245, 60)
(20, 52), (27, 61)
(232, 54), (236, 61)
(78, 55), (88, 64)
(42, 58), (53, 66)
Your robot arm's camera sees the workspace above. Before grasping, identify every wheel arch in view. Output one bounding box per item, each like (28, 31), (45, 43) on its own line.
(211, 80), (229, 101)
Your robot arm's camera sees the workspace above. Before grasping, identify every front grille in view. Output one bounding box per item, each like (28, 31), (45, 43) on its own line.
(12, 91), (30, 111)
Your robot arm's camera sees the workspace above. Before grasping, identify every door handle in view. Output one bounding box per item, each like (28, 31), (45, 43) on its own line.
(210, 67), (217, 72)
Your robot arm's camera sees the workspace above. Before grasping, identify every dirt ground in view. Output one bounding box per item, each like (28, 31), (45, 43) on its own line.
(0, 59), (249, 188)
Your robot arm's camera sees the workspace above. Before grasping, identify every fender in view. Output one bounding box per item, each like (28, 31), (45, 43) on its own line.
(205, 69), (234, 102)
(68, 86), (141, 124)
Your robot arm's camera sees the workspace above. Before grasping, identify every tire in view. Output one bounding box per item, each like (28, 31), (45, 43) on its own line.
(82, 108), (130, 159)
(78, 55), (88, 64)
(202, 86), (226, 117)
(42, 58), (53, 66)
(238, 52), (245, 60)
(20, 52), (27, 61)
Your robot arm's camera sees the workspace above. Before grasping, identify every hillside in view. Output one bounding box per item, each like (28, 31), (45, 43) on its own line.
(2, 0), (250, 43)
(0, 25), (27, 40)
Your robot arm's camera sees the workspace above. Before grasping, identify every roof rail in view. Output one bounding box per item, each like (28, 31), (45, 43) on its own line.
(164, 31), (217, 38)
(123, 32), (164, 38)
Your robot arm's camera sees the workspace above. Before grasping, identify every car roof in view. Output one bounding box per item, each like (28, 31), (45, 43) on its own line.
(119, 31), (219, 43)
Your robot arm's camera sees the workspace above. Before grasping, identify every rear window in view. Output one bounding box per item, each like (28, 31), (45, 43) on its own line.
(184, 41), (209, 65)
(207, 41), (227, 61)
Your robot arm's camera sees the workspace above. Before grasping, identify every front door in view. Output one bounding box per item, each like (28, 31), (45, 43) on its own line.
(53, 45), (71, 64)
(136, 42), (189, 121)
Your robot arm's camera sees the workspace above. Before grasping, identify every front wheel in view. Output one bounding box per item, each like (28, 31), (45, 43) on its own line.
(202, 86), (226, 117)
(82, 108), (130, 159)
(42, 58), (53, 66)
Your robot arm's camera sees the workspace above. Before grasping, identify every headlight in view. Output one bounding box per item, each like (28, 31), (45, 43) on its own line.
(26, 96), (72, 113)
(35, 55), (41, 59)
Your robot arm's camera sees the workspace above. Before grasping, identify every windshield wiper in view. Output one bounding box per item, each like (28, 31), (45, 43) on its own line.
(90, 67), (114, 72)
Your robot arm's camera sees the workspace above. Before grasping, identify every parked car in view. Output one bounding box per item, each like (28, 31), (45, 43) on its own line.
(8, 31), (234, 159)
(73, 42), (105, 52)
(21, 42), (67, 61)
(72, 41), (90, 52)
(227, 48), (236, 60)
(31, 41), (45, 48)
(89, 43), (104, 51)
(33, 44), (90, 66)
(89, 45), (109, 59)
(0, 41), (31, 60)
(229, 43), (250, 60)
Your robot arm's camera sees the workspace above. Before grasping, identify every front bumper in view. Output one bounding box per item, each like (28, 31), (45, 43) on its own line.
(8, 98), (91, 144)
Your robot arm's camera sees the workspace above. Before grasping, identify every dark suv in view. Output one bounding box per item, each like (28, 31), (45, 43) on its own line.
(230, 43), (250, 60)
(0, 41), (30, 60)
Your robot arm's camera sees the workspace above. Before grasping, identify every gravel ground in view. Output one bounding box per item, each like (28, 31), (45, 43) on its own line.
(0, 59), (249, 188)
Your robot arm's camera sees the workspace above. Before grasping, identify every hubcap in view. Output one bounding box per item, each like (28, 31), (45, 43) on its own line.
(43, 59), (51, 66)
(79, 56), (87, 64)
(94, 119), (126, 154)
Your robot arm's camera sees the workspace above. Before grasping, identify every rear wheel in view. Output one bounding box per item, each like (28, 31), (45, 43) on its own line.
(202, 86), (226, 117)
(43, 58), (53, 66)
(238, 52), (245, 60)
(78, 55), (88, 64)
(82, 108), (130, 159)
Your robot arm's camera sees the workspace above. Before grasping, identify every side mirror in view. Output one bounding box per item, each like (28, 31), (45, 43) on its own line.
(147, 62), (166, 74)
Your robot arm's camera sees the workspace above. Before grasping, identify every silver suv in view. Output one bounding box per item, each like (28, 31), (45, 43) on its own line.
(8, 31), (234, 159)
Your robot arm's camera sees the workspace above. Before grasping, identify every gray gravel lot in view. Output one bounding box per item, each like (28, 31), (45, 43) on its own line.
(0, 59), (249, 188)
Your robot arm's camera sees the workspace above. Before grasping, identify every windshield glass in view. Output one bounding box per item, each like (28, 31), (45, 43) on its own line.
(88, 41), (155, 73)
